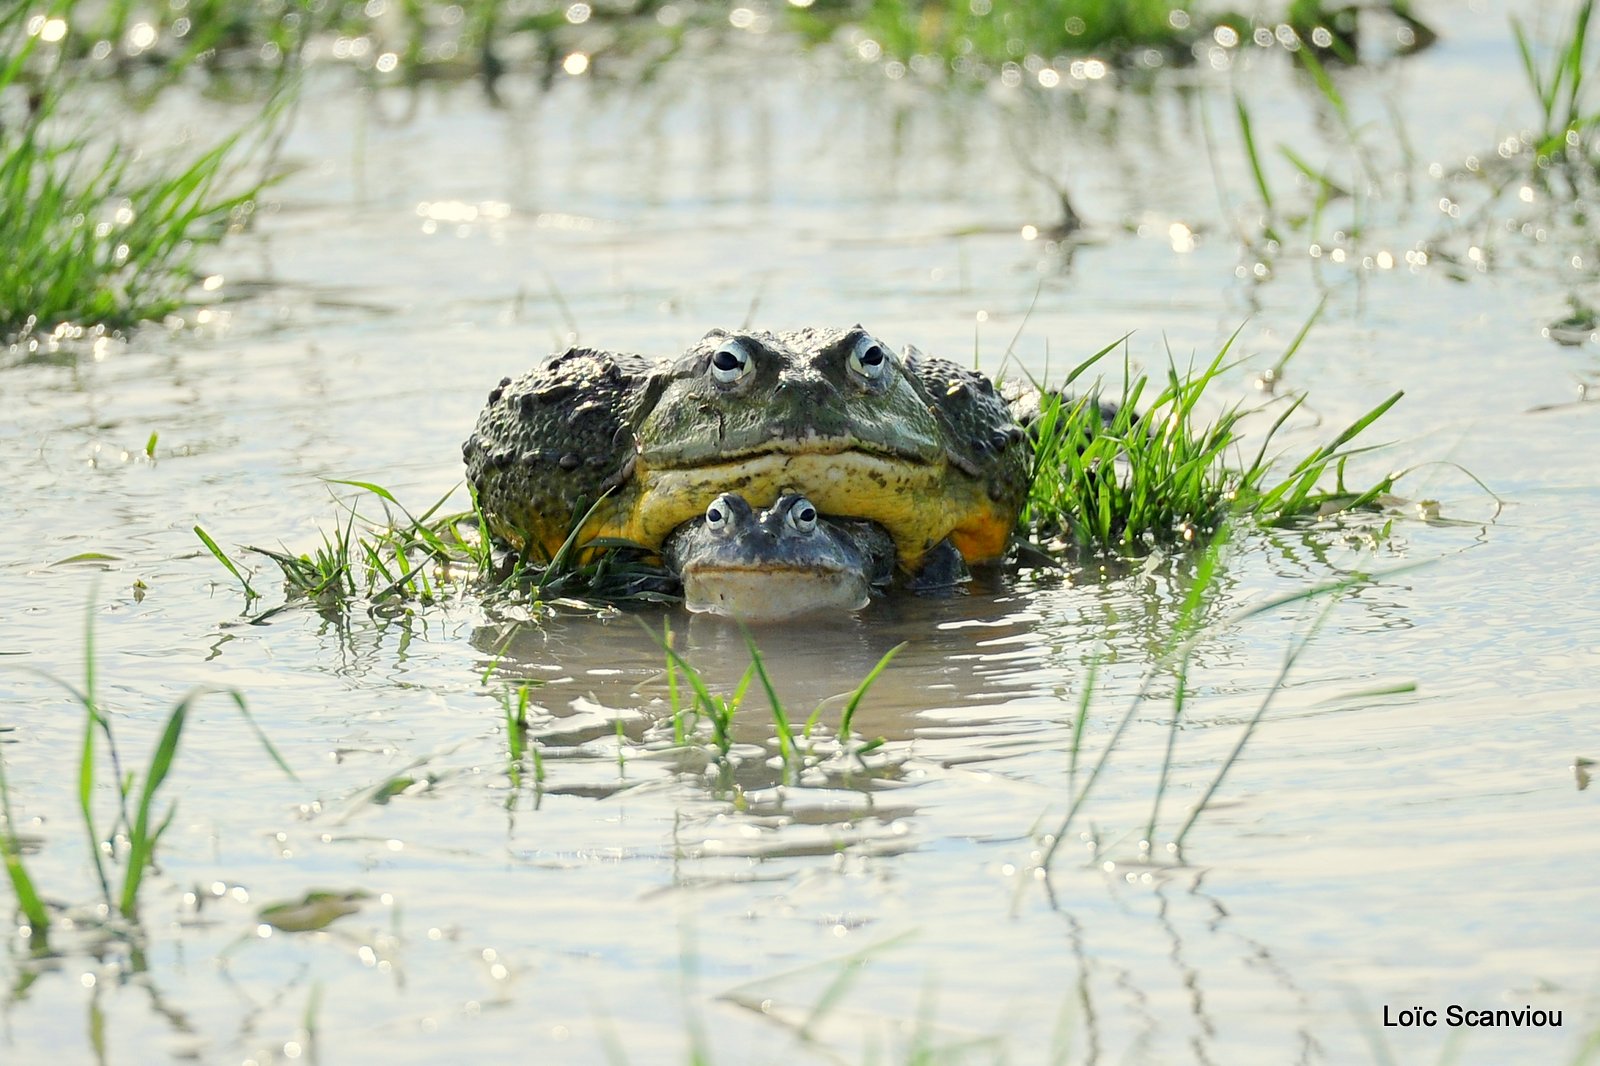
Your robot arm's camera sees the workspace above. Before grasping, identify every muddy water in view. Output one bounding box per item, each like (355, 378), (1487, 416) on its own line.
(4, 4), (1600, 1064)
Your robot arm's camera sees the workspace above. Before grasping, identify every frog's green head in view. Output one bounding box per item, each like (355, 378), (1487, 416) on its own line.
(638, 326), (945, 466)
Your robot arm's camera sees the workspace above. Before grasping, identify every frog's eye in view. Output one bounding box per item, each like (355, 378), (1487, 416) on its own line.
(709, 340), (754, 385)
(847, 334), (890, 383)
(705, 493), (750, 534)
(786, 498), (818, 535)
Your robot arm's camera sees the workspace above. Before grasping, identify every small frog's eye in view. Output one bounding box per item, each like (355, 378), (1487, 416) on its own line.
(705, 495), (734, 533)
(709, 340), (754, 385)
(786, 498), (818, 535)
(847, 334), (890, 383)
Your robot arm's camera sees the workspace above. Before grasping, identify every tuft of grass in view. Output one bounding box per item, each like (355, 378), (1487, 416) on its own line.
(0, 5), (289, 340)
(1021, 322), (1401, 552)
(199, 481), (675, 619)
(1513, 0), (1598, 160)
(526, 493), (676, 605)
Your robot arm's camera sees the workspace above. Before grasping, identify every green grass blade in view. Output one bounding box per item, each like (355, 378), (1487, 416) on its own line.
(0, 746), (50, 938)
(119, 693), (192, 918)
(641, 623), (723, 725)
(77, 606), (113, 906)
(1279, 145), (1348, 198)
(742, 631), (796, 765)
(194, 525), (259, 599)
(1272, 294), (1328, 377)
(1512, 18), (1549, 121)
(1173, 586), (1344, 849)
(1560, 0), (1595, 131)
(1068, 652), (1100, 785)
(1235, 95), (1278, 238)
(1145, 526), (1230, 843)
(1061, 334), (1128, 388)
(1296, 46), (1350, 127)
(838, 642), (907, 739)
(218, 688), (299, 783)
(322, 477), (404, 509)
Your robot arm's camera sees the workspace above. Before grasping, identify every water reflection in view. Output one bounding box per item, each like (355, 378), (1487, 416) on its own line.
(450, 514), (1456, 805)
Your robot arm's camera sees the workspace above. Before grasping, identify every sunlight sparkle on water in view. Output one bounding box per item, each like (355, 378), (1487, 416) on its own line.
(127, 22), (157, 52)
(332, 36), (373, 60)
(29, 16), (68, 42)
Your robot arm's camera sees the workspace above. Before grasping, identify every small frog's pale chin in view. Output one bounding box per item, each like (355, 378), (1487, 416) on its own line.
(679, 566), (871, 622)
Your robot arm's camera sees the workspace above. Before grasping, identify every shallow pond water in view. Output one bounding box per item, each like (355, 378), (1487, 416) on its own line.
(4, 3), (1600, 1063)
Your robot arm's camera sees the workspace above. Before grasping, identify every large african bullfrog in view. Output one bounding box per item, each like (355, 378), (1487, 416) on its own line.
(463, 326), (1030, 575)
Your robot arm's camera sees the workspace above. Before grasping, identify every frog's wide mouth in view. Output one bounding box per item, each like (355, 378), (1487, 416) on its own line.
(630, 450), (993, 565)
(648, 433), (939, 470)
(678, 564), (871, 621)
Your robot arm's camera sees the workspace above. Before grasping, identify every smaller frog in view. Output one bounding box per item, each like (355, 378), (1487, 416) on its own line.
(663, 493), (897, 621)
